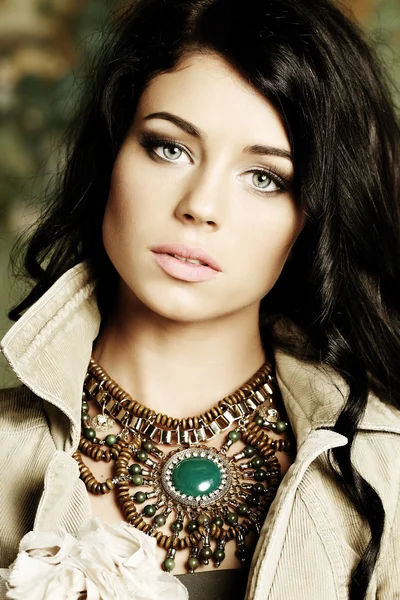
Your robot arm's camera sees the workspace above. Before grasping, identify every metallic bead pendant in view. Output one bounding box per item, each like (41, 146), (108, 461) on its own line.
(91, 413), (116, 432)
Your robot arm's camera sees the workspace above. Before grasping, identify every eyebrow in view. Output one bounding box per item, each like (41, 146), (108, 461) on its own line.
(143, 111), (293, 162)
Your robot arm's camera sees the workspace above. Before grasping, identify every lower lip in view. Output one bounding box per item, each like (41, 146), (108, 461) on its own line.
(152, 252), (221, 282)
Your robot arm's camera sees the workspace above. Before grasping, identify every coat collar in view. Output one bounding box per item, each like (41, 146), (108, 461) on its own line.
(2, 261), (400, 452)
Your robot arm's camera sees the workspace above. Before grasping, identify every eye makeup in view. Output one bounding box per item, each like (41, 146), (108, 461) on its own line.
(138, 131), (293, 195)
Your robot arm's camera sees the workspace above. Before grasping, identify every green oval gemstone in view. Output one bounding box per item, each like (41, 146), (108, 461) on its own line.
(186, 520), (198, 532)
(254, 469), (268, 481)
(171, 520), (183, 532)
(154, 513), (166, 527)
(228, 429), (240, 442)
(212, 516), (224, 528)
(250, 456), (264, 469)
(143, 504), (156, 517)
(198, 513), (211, 525)
(105, 434), (117, 447)
(131, 474), (143, 486)
(83, 427), (96, 441)
(276, 421), (287, 433)
(163, 558), (175, 572)
(187, 556), (200, 571)
(134, 491), (147, 503)
(243, 445), (256, 457)
(237, 503), (249, 515)
(200, 547), (213, 560)
(129, 464), (142, 476)
(136, 450), (148, 462)
(172, 457), (222, 496)
(213, 548), (225, 563)
(225, 511), (238, 525)
(252, 483), (265, 495)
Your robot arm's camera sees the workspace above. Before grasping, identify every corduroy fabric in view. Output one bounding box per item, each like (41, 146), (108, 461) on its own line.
(0, 261), (399, 599)
(0, 387), (55, 569)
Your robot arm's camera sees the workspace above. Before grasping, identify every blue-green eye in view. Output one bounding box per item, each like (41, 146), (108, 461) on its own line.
(242, 169), (288, 194)
(251, 171), (278, 192)
(139, 133), (191, 163)
(159, 144), (186, 161)
(248, 169), (282, 194)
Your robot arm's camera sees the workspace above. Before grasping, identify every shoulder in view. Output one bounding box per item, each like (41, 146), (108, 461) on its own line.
(355, 392), (400, 506)
(352, 413), (400, 519)
(359, 389), (400, 434)
(353, 402), (400, 594)
(297, 394), (400, 543)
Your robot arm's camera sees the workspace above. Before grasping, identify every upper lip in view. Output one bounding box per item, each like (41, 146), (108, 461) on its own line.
(151, 243), (222, 271)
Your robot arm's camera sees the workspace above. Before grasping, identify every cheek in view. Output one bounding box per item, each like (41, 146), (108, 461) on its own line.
(246, 202), (302, 260)
(239, 202), (303, 289)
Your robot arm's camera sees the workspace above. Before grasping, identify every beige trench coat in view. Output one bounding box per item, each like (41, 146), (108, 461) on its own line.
(0, 262), (399, 599)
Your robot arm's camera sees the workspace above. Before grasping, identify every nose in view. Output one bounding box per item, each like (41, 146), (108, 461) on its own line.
(174, 164), (228, 230)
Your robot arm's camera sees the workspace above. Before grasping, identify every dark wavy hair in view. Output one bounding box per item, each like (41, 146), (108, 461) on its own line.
(8, 0), (400, 597)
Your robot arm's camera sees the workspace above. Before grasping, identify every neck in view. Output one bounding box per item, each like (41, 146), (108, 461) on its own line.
(93, 294), (268, 420)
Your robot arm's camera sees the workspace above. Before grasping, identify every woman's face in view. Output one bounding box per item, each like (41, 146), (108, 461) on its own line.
(103, 52), (305, 323)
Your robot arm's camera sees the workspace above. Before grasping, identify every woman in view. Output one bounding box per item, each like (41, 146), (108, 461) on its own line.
(1, 0), (399, 598)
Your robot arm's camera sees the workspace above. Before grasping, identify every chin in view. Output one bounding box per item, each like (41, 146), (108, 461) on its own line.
(120, 271), (253, 324)
(119, 278), (203, 321)
(147, 293), (218, 323)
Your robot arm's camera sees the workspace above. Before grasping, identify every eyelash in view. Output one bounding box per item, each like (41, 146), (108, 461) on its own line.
(139, 132), (290, 195)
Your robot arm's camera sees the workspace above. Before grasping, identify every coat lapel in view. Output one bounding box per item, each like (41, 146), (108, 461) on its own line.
(246, 429), (347, 599)
(1, 263), (100, 452)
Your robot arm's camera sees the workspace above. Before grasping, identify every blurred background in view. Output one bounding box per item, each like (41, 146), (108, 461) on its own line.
(0, 0), (399, 387)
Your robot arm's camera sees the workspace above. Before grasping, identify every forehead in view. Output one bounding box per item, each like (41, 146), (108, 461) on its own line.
(134, 52), (290, 151)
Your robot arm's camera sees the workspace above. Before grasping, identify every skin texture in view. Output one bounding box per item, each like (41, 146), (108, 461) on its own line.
(94, 51), (305, 418)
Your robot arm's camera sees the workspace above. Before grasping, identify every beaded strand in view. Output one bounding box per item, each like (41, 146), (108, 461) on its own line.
(73, 357), (292, 573)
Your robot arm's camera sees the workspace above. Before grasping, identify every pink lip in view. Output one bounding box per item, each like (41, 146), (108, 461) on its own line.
(152, 251), (222, 283)
(151, 243), (222, 272)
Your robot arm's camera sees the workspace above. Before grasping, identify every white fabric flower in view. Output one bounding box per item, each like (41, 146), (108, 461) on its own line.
(5, 518), (188, 600)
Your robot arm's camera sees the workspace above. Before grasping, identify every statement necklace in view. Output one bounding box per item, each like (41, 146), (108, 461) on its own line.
(73, 357), (292, 574)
